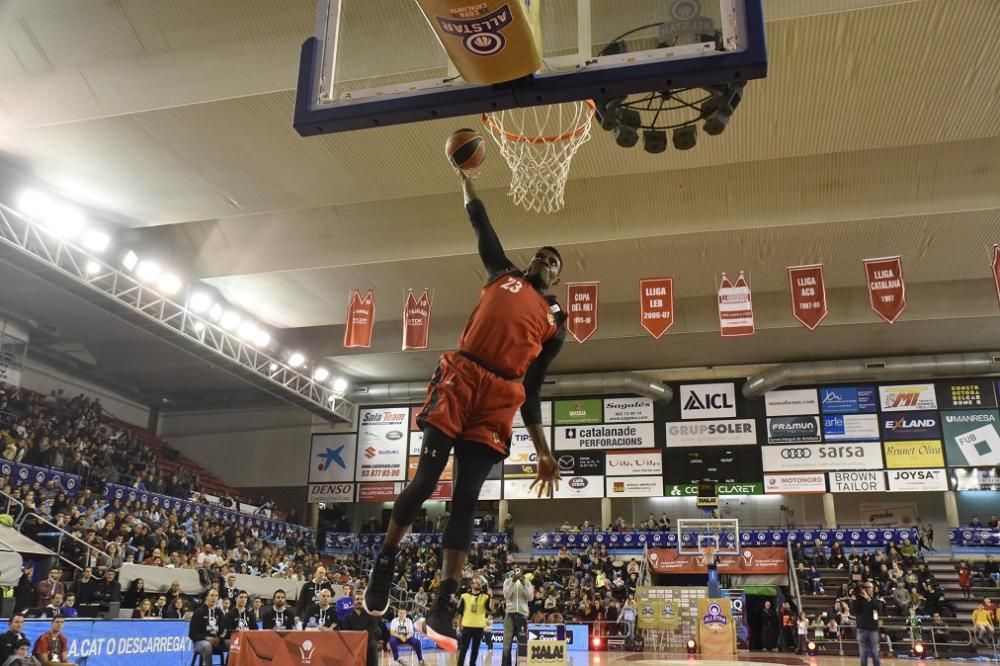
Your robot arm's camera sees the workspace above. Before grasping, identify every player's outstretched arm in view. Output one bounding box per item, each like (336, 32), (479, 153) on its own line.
(460, 171), (513, 277)
(524, 330), (566, 497)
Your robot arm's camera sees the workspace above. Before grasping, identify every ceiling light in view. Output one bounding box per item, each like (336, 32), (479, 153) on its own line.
(189, 292), (212, 313)
(193, 321), (205, 333)
(253, 330), (271, 348)
(313, 367), (330, 382)
(136, 260), (161, 283)
(122, 251), (139, 271)
(288, 352), (305, 368)
(208, 303), (223, 322)
(332, 377), (349, 394)
(158, 273), (182, 295)
(268, 362), (278, 372)
(85, 261), (101, 276)
(81, 229), (110, 252)
(17, 190), (52, 219)
(237, 321), (257, 341)
(47, 205), (85, 238)
(672, 125), (698, 150)
(220, 311), (241, 331)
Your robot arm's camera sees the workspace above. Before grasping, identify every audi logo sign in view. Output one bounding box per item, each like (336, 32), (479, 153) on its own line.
(781, 448), (813, 458)
(762, 442), (883, 472)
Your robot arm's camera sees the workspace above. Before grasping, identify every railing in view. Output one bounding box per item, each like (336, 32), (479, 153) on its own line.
(0, 487), (26, 524)
(18, 511), (111, 573)
(786, 539), (803, 614)
(811, 623), (988, 659)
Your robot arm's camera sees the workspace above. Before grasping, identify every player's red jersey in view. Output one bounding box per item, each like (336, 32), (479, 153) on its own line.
(458, 269), (560, 378)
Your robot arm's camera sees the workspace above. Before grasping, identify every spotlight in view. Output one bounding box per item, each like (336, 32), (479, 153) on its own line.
(268, 362), (278, 372)
(237, 322), (257, 341)
(595, 98), (624, 131)
(122, 251), (139, 271)
(192, 321), (205, 333)
(807, 640), (817, 656)
(82, 230), (110, 252)
(313, 367), (330, 382)
(48, 205), (86, 238)
(913, 642), (925, 657)
(189, 292), (213, 313)
(288, 352), (305, 368)
(332, 377), (349, 395)
(613, 108), (641, 148)
(220, 311), (241, 331)
(208, 303), (223, 322)
(591, 635), (604, 651)
(136, 260), (161, 283)
(686, 639), (697, 654)
(85, 261), (101, 276)
(17, 190), (52, 219)
(253, 330), (271, 348)
(642, 129), (668, 154)
(158, 273), (182, 295)
(672, 125), (697, 150)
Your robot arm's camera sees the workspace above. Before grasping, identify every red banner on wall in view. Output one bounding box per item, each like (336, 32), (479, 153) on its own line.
(787, 264), (828, 331)
(566, 282), (599, 343)
(647, 547), (788, 574)
(864, 256), (906, 323)
(402, 289), (432, 350)
(343, 289), (375, 348)
(718, 271), (754, 337)
(639, 278), (674, 339)
(993, 245), (1000, 308)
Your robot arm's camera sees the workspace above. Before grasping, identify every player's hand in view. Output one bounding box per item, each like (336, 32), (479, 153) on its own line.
(529, 453), (561, 498)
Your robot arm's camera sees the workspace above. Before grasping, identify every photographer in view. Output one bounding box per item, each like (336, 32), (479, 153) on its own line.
(851, 582), (884, 666)
(501, 568), (532, 666)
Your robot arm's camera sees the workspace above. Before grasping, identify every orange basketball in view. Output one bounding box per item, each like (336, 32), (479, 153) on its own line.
(445, 128), (486, 171)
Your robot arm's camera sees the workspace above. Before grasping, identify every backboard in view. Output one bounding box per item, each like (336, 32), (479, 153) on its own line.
(294, 0), (767, 136)
(677, 518), (740, 556)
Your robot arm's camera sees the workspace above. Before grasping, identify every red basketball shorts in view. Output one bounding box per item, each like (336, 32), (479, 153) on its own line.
(416, 351), (525, 456)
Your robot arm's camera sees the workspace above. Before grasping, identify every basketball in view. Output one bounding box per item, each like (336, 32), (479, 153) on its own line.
(445, 129), (485, 171)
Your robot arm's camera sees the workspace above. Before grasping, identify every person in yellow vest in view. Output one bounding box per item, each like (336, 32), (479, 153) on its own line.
(457, 576), (492, 666)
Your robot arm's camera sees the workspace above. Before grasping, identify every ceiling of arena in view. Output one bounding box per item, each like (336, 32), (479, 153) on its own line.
(1, 0), (999, 409)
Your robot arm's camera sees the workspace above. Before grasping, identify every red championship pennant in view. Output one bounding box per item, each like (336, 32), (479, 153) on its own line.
(864, 256), (906, 323)
(402, 289), (432, 351)
(343, 289), (375, 348)
(718, 271), (755, 337)
(787, 264), (828, 331)
(639, 278), (674, 339)
(993, 245), (1000, 308)
(566, 282), (599, 343)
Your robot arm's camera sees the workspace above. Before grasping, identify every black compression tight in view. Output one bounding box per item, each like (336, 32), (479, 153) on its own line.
(391, 425), (502, 551)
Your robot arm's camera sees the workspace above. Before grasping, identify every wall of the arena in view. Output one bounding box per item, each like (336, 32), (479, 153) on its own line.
(19, 357), (150, 426)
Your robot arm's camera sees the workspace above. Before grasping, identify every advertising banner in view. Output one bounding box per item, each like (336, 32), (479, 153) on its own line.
(828, 471), (886, 493)
(936, 381), (997, 410)
(679, 383), (737, 420)
(879, 384), (938, 412)
(0, 461), (81, 494)
(308, 482), (354, 504)
(886, 468), (949, 492)
(765, 388), (819, 416)
(356, 482), (399, 502)
(565, 282), (599, 343)
(761, 442), (883, 472)
(788, 264), (828, 330)
(355, 418), (407, 482)
(664, 483), (762, 497)
(864, 256), (906, 324)
(767, 416), (821, 443)
(343, 289), (375, 348)
(505, 428), (542, 478)
(881, 411), (941, 440)
(603, 397), (654, 423)
(480, 479), (502, 501)
(953, 468), (1000, 491)
(308, 433), (356, 484)
(763, 473), (826, 494)
(408, 455), (454, 480)
(882, 440), (945, 468)
(941, 410), (1000, 467)
(718, 272), (755, 337)
(554, 399), (602, 425)
(639, 277), (675, 339)
(647, 548), (787, 575)
(819, 386), (877, 414)
(555, 452), (605, 477)
(513, 401), (551, 428)
(859, 502), (917, 527)
(822, 414), (880, 442)
(409, 431), (423, 455)
(553, 475), (605, 499)
(698, 599), (736, 656)
(605, 450), (663, 476)
(605, 476), (663, 498)
(554, 423), (655, 450)
(21, 619), (192, 666)
(665, 419), (757, 447)
(503, 478), (545, 500)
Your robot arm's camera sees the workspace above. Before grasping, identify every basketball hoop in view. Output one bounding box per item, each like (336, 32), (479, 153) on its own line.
(482, 100), (595, 214)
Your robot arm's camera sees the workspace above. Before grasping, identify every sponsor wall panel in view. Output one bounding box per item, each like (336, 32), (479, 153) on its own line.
(764, 389), (819, 416)
(648, 548), (787, 574)
(940, 410), (1000, 467)
(480, 479), (502, 501)
(604, 397), (655, 423)
(882, 440), (945, 468)
(605, 450), (663, 476)
(822, 414), (880, 442)
(665, 447), (762, 484)
(761, 442), (883, 472)
(664, 483), (762, 496)
(887, 468), (949, 492)
(409, 431), (424, 455)
(767, 416), (821, 443)
(554, 399), (603, 425)
(860, 502), (917, 527)
(357, 482), (400, 503)
(820, 386), (877, 414)
(665, 419), (758, 447)
(408, 455), (454, 480)
(513, 401), (552, 428)
(356, 409), (408, 481)
(308, 482), (354, 503)
(553, 475), (605, 499)
(554, 423), (655, 450)
(881, 411), (941, 440)
(879, 384), (938, 412)
(504, 478), (544, 500)
(308, 433), (356, 484)
(829, 471), (886, 493)
(679, 383), (737, 420)
(555, 452), (606, 477)
(505, 428), (548, 478)
(936, 381), (997, 410)
(360, 407), (409, 428)
(763, 473), (826, 494)
(605, 476), (663, 497)
(953, 468), (1000, 491)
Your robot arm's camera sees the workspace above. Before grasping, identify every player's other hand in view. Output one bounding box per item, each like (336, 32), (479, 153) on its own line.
(529, 453), (561, 498)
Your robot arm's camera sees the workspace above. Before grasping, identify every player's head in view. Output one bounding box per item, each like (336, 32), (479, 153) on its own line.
(524, 246), (562, 290)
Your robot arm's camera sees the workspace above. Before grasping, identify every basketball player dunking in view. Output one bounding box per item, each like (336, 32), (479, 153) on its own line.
(363, 171), (565, 651)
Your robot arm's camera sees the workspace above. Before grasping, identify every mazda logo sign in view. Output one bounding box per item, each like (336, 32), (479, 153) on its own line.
(781, 448), (813, 459)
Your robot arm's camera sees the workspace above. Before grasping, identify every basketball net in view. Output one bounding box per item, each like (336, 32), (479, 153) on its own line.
(482, 100), (595, 214)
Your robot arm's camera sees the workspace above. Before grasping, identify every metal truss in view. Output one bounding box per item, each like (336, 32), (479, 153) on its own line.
(0, 203), (356, 424)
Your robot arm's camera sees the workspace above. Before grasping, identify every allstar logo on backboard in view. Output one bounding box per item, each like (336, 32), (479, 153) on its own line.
(436, 4), (514, 56)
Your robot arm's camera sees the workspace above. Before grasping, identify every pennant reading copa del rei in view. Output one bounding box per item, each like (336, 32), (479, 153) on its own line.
(639, 277), (674, 339)
(787, 264), (828, 331)
(718, 271), (754, 337)
(566, 282), (599, 343)
(344, 289), (375, 348)
(402, 289), (432, 350)
(864, 256), (906, 324)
